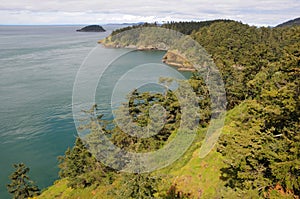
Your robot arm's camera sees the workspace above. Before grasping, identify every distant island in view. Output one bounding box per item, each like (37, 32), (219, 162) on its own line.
(76, 25), (106, 32)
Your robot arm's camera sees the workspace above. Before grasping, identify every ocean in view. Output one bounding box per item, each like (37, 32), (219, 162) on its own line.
(0, 25), (190, 198)
(0, 25), (114, 198)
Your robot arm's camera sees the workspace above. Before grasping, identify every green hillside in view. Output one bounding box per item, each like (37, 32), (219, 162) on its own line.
(32, 20), (299, 199)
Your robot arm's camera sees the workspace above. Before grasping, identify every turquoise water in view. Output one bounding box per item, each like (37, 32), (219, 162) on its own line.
(0, 25), (113, 198)
(0, 25), (190, 198)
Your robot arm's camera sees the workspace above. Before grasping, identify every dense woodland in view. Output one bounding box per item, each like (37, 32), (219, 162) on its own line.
(8, 19), (299, 198)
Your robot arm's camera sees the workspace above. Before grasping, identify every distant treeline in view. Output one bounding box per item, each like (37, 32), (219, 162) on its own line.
(111, 19), (234, 35)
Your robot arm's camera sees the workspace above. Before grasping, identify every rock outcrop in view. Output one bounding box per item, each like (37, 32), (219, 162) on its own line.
(162, 51), (195, 71)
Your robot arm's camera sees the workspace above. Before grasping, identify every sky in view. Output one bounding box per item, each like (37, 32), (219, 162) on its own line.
(0, 0), (299, 26)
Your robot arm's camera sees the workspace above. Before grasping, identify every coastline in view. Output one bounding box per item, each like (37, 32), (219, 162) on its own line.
(98, 38), (196, 71)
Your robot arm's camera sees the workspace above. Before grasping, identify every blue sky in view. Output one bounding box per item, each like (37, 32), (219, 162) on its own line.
(0, 0), (299, 26)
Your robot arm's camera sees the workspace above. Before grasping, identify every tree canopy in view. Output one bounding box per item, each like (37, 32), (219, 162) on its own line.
(46, 20), (300, 198)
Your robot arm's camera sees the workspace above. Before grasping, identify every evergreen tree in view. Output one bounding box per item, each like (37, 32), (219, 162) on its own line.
(218, 39), (300, 196)
(6, 163), (40, 199)
(116, 173), (160, 199)
(58, 137), (106, 188)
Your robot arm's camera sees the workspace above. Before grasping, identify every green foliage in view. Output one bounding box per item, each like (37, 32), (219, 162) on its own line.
(115, 173), (160, 199)
(161, 19), (234, 35)
(85, 75), (210, 156)
(39, 20), (300, 198)
(218, 54), (299, 196)
(110, 20), (233, 37)
(111, 89), (181, 152)
(7, 163), (40, 199)
(58, 137), (108, 188)
(195, 21), (300, 197)
(191, 21), (299, 109)
(111, 22), (158, 36)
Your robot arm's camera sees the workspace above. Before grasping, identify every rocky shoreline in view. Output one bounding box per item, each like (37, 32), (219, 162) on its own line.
(98, 39), (195, 71)
(162, 51), (195, 71)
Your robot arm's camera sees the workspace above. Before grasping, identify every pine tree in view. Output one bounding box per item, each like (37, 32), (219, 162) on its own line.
(58, 138), (95, 179)
(6, 163), (40, 199)
(58, 137), (107, 188)
(116, 173), (160, 199)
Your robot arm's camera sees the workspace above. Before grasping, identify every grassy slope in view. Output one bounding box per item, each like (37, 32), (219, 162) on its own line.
(37, 105), (241, 199)
(37, 102), (288, 198)
(38, 151), (224, 199)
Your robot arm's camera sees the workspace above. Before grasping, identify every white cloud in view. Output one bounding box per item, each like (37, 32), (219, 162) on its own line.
(0, 0), (299, 26)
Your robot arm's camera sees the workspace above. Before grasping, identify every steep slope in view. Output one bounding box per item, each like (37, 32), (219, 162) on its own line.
(36, 21), (300, 199)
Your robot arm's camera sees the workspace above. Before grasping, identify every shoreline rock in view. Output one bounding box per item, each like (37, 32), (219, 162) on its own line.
(162, 51), (195, 71)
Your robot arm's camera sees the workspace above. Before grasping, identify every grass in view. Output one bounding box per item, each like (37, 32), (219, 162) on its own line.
(37, 179), (72, 199)
(38, 101), (289, 198)
(166, 148), (225, 198)
(38, 178), (121, 199)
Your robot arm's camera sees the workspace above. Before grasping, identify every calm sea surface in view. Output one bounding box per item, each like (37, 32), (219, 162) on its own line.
(0, 25), (190, 198)
(0, 25), (114, 198)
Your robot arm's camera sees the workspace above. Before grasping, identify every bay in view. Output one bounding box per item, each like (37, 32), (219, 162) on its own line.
(0, 25), (190, 198)
(0, 25), (113, 198)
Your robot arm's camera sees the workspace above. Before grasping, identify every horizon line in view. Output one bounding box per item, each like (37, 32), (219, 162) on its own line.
(0, 19), (278, 27)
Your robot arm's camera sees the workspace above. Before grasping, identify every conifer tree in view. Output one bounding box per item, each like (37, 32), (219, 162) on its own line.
(116, 173), (160, 199)
(58, 137), (102, 188)
(6, 163), (40, 199)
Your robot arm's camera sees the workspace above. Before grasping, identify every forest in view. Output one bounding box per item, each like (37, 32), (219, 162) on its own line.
(7, 20), (299, 198)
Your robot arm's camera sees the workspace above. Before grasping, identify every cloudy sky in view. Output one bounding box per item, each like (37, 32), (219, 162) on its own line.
(0, 0), (299, 26)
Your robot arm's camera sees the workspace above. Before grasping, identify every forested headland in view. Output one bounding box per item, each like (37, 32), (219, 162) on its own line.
(9, 19), (299, 199)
